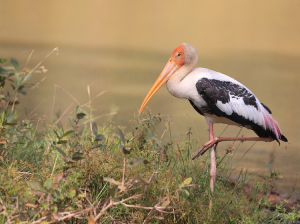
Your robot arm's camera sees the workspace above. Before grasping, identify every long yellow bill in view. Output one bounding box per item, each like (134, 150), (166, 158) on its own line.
(139, 61), (178, 114)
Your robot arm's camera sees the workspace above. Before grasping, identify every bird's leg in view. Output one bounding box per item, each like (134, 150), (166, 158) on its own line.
(209, 123), (216, 208)
(192, 136), (274, 160)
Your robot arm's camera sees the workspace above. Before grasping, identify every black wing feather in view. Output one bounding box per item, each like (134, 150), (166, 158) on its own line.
(193, 78), (287, 143)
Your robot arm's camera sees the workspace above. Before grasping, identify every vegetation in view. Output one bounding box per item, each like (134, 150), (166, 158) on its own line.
(0, 56), (299, 223)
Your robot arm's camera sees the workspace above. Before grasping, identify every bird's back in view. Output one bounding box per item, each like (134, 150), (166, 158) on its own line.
(186, 68), (287, 143)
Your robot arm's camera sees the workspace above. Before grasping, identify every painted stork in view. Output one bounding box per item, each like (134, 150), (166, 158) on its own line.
(138, 43), (287, 205)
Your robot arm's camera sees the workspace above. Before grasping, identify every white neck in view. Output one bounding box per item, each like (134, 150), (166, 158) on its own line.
(166, 43), (198, 99)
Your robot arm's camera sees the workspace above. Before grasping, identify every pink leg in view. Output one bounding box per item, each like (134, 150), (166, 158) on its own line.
(209, 123), (216, 208)
(192, 136), (274, 160)
(193, 124), (275, 208)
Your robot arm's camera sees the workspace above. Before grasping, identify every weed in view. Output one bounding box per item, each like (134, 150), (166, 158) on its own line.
(0, 56), (299, 223)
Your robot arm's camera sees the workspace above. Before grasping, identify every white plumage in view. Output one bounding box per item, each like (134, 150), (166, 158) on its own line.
(139, 43), (287, 206)
(140, 43), (287, 144)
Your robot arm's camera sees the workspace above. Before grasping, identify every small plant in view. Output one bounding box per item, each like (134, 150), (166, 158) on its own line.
(0, 55), (299, 223)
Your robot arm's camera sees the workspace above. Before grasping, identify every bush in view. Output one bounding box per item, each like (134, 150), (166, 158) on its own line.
(0, 56), (299, 224)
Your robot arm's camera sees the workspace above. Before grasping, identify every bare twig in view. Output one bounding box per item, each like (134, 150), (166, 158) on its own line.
(54, 84), (80, 105)
(27, 99), (46, 119)
(120, 202), (174, 213)
(31, 207), (94, 224)
(94, 194), (144, 221)
(11, 96), (18, 113)
(30, 76), (47, 90)
(122, 154), (126, 186)
(54, 102), (74, 124)
(24, 47), (58, 83)
(82, 112), (117, 124)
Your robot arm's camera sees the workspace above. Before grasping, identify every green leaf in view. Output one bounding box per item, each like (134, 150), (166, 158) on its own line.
(14, 72), (21, 88)
(72, 152), (84, 161)
(53, 130), (60, 139)
(3, 122), (18, 126)
(181, 189), (190, 196)
(117, 127), (125, 144)
(62, 130), (74, 137)
(11, 58), (19, 70)
(182, 177), (192, 186)
(268, 163), (272, 173)
(55, 147), (67, 158)
(45, 179), (53, 190)
(127, 157), (149, 167)
(92, 121), (98, 136)
(8, 188), (20, 195)
(27, 180), (46, 193)
(1, 111), (4, 122)
(53, 189), (64, 200)
(108, 187), (115, 197)
(0, 67), (7, 75)
(76, 112), (86, 120)
(18, 86), (26, 95)
(95, 134), (106, 141)
(57, 140), (67, 144)
(67, 189), (76, 198)
(164, 122), (169, 131)
(120, 144), (130, 155)
(0, 58), (6, 63)
(75, 106), (81, 115)
(103, 177), (121, 186)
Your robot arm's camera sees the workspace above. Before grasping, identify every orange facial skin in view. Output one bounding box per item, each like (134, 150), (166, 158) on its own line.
(139, 44), (185, 114)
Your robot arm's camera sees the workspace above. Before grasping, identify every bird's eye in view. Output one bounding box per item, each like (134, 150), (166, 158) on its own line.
(177, 53), (181, 57)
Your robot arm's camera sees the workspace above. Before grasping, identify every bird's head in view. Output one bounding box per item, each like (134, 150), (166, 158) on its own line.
(139, 43), (197, 115)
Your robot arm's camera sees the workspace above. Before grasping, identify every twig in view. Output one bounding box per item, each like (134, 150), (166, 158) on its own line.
(120, 202), (174, 213)
(143, 198), (174, 224)
(129, 131), (141, 142)
(79, 189), (96, 217)
(50, 84), (57, 121)
(122, 154), (126, 186)
(24, 47), (58, 82)
(27, 99), (46, 118)
(11, 96), (18, 113)
(54, 102), (74, 124)
(94, 194), (144, 221)
(54, 84), (80, 105)
(82, 112), (117, 124)
(30, 76), (47, 90)
(31, 207), (94, 224)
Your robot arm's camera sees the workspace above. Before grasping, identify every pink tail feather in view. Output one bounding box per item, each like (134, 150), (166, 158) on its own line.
(263, 110), (281, 141)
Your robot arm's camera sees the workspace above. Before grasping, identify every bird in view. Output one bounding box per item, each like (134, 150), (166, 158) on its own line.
(138, 43), (287, 205)
(139, 43), (287, 151)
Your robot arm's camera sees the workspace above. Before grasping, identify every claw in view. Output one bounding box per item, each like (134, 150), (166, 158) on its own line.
(192, 137), (221, 160)
(192, 136), (274, 160)
(192, 139), (216, 160)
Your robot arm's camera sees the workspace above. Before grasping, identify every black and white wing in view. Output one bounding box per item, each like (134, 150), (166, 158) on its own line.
(195, 77), (287, 143)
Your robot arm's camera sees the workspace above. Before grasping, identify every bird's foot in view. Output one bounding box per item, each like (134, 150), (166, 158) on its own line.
(192, 138), (220, 160)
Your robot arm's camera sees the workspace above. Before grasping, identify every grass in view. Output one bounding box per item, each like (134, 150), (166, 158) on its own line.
(0, 56), (299, 223)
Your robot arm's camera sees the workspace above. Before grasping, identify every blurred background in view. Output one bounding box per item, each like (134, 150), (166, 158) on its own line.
(1, 1), (299, 195)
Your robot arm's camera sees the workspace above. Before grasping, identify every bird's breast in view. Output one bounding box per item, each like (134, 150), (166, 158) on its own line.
(166, 68), (209, 106)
